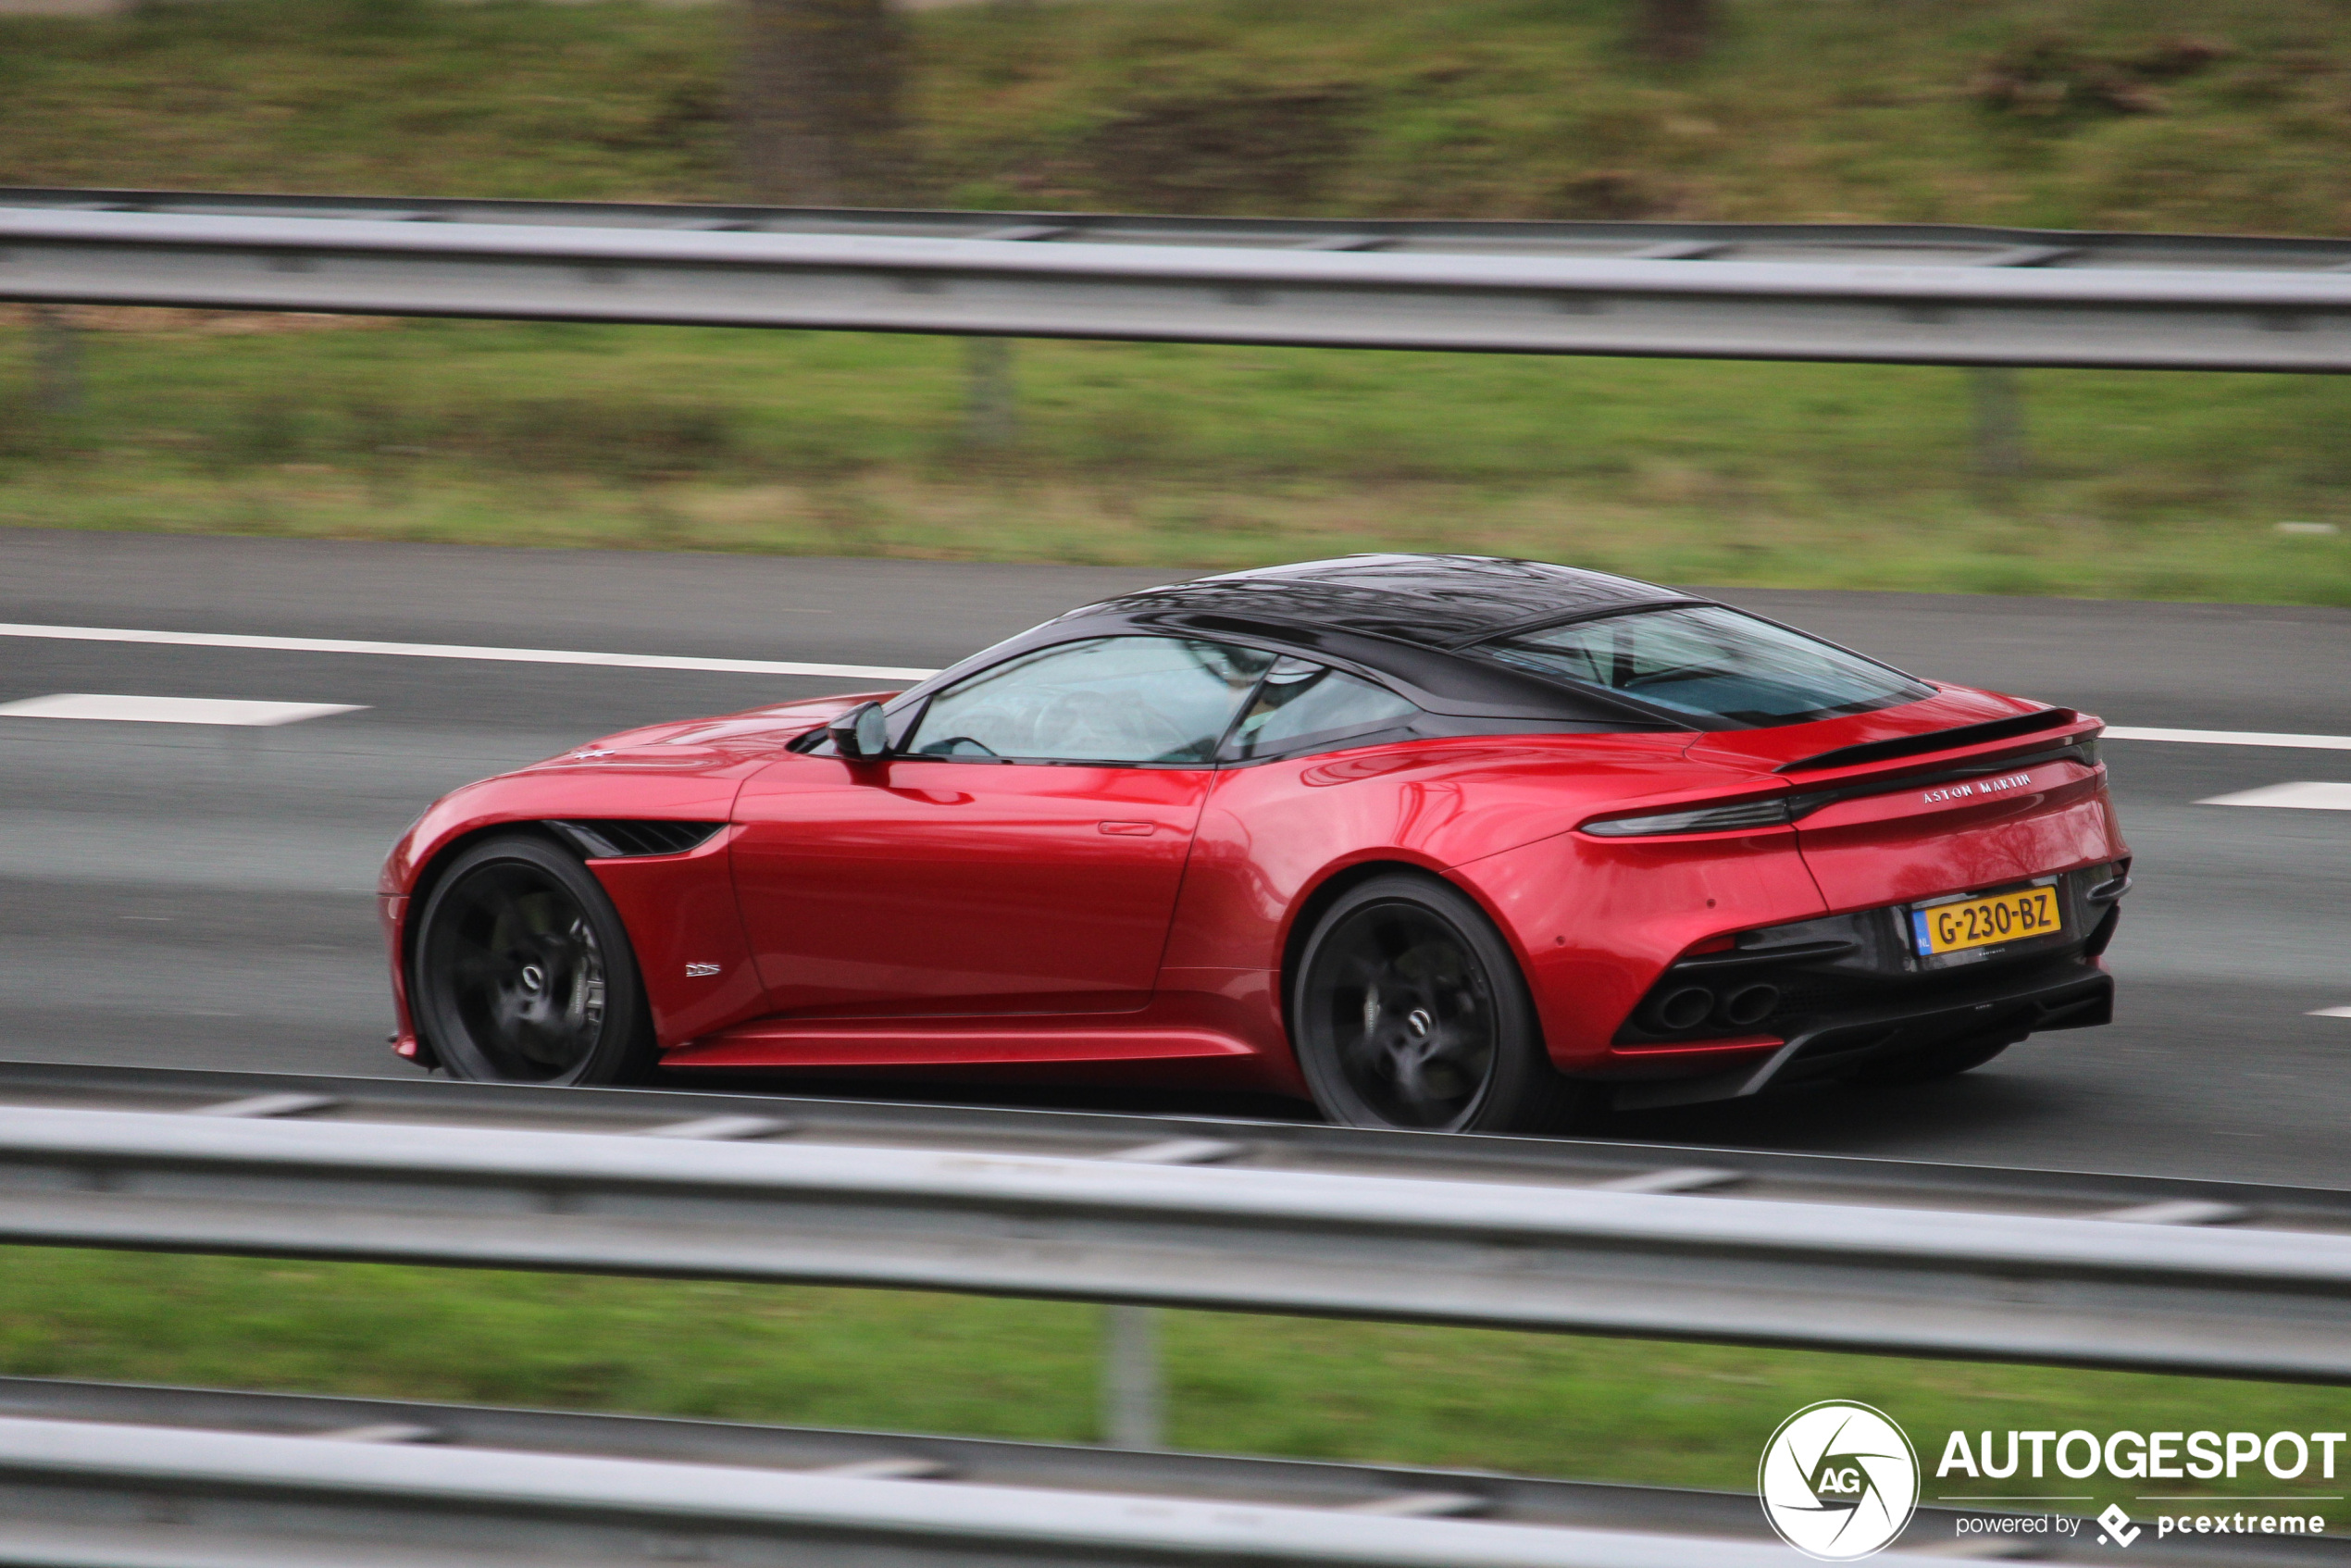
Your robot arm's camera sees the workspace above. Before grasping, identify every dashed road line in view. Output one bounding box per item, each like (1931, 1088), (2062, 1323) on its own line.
(0, 694), (366, 728)
(2198, 782), (2351, 811)
(0, 622), (938, 683)
(2108, 726), (2351, 752)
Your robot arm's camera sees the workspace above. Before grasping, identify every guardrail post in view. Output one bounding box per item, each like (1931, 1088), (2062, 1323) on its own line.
(29, 305), (81, 416)
(1971, 367), (2025, 480)
(964, 336), (1016, 447)
(1101, 1304), (1163, 1450)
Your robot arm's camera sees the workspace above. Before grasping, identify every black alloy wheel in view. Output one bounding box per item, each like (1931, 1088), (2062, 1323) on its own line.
(1291, 873), (1587, 1134)
(411, 834), (655, 1086)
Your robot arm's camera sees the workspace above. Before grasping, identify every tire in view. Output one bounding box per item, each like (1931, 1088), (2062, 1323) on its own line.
(1289, 872), (1589, 1134)
(411, 833), (657, 1086)
(1847, 1033), (2016, 1088)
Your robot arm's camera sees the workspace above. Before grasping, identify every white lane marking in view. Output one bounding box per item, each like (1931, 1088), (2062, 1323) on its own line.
(0, 693), (366, 727)
(0, 622), (939, 683)
(2107, 726), (2351, 751)
(2310, 1006), (2351, 1019)
(2090, 1199), (2250, 1226)
(2197, 781), (2351, 811)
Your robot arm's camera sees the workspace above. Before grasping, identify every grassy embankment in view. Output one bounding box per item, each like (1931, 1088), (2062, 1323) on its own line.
(2, 319), (2348, 604)
(6, 1246), (2347, 1512)
(0, 0), (2347, 602)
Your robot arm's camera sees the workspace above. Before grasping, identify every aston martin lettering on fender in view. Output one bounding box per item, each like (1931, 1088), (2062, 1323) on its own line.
(381, 554), (2127, 1132)
(1922, 771), (2034, 805)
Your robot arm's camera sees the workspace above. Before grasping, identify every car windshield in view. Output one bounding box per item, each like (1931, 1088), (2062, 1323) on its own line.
(1474, 605), (1933, 728)
(908, 636), (1274, 763)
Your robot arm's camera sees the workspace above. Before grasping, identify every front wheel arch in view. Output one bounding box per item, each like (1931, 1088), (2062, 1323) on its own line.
(399, 821), (577, 989)
(406, 829), (657, 1086)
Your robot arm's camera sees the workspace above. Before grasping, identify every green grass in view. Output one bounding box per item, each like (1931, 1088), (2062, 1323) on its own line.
(2, 316), (2346, 604)
(6, 0), (2351, 231)
(3, 1246), (2345, 1515)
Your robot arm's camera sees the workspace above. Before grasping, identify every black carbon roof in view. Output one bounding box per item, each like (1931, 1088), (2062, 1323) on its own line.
(1073, 554), (1690, 650)
(878, 554), (1709, 732)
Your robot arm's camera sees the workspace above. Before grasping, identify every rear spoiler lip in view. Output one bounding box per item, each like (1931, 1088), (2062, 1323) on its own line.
(1775, 707), (2082, 775)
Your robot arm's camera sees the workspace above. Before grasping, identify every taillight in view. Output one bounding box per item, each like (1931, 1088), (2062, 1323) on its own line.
(1582, 797), (1795, 837)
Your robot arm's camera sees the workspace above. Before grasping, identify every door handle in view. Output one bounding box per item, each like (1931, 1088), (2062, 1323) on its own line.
(1097, 820), (1155, 836)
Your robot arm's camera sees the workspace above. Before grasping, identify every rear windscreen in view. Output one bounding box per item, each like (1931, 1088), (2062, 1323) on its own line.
(1474, 605), (1934, 728)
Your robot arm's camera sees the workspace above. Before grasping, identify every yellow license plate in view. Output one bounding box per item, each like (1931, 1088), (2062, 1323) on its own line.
(1910, 886), (2062, 956)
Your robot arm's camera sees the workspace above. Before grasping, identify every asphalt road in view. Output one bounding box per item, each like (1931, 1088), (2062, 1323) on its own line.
(2, 528), (2345, 1187)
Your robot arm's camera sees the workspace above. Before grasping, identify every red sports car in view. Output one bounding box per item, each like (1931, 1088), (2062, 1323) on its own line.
(380, 555), (2127, 1132)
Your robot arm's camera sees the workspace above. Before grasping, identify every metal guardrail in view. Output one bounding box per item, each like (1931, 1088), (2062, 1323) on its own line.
(6, 1060), (2347, 1223)
(0, 1375), (1786, 1535)
(0, 1412), (1823, 1568)
(0, 1377), (2323, 1567)
(0, 1064), (2346, 1382)
(13, 187), (2351, 263)
(6, 187), (2351, 369)
(7, 1057), (2348, 1199)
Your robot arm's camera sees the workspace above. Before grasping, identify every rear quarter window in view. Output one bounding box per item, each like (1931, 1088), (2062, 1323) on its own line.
(1229, 661), (1421, 759)
(1476, 605), (1932, 728)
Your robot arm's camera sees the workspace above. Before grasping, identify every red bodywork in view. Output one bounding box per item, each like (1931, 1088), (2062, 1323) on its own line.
(380, 680), (2126, 1099)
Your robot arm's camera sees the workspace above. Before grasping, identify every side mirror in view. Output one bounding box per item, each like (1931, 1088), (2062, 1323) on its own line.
(827, 701), (891, 761)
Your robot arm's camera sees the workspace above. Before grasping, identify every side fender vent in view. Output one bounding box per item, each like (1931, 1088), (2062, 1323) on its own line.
(551, 820), (726, 859)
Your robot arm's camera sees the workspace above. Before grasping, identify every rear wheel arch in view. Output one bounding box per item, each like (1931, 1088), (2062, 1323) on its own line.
(1281, 864), (1588, 1133)
(1278, 859), (1544, 1041)
(1277, 859), (1442, 1036)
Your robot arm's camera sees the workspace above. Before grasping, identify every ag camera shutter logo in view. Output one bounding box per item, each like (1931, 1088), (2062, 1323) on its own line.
(1760, 1401), (1922, 1560)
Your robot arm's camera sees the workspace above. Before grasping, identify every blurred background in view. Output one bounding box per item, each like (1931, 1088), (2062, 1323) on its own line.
(0, 0), (2346, 603)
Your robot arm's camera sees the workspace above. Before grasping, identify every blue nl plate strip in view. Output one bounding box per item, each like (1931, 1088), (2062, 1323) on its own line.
(1909, 908), (1936, 957)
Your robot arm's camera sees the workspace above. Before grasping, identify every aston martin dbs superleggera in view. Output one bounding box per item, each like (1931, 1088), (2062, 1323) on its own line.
(380, 555), (2127, 1132)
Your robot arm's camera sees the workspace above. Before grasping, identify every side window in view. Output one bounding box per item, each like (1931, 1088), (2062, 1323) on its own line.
(1477, 605), (1932, 728)
(1228, 657), (1421, 760)
(908, 637), (1274, 765)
